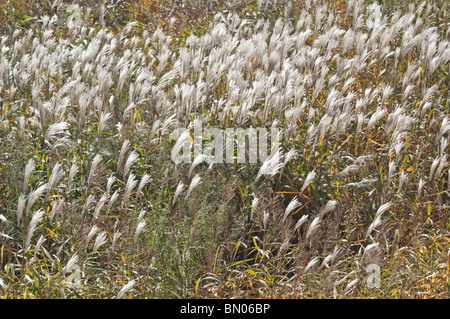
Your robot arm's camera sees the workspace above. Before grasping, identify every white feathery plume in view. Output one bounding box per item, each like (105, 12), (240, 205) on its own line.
(33, 235), (46, 260)
(357, 113), (365, 133)
(392, 141), (404, 162)
(344, 277), (359, 294)
(255, 151), (282, 182)
(106, 175), (116, 195)
(362, 242), (379, 261)
(112, 232), (121, 251)
(137, 209), (146, 225)
(306, 216), (321, 239)
(26, 183), (48, 213)
(45, 121), (69, 142)
(438, 117), (450, 140)
(189, 154), (207, 178)
(48, 163), (64, 190)
(367, 108), (387, 131)
(116, 280), (136, 299)
(320, 200), (338, 217)
(342, 176), (378, 188)
(375, 202), (392, 218)
(17, 194), (27, 226)
(86, 225), (99, 246)
(283, 149), (298, 167)
(68, 162), (78, 193)
(171, 129), (192, 165)
(23, 159), (35, 192)
(402, 84), (415, 103)
(366, 214), (383, 240)
(319, 245), (341, 271)
(263, 211), (270, 230)
(303, 257), (320, 276)
(185, 175), (202, 200)
(429, 156), (440, 181)
(342, 77), (355, 91)
(418, 178), (425, 198)
(117, 139), (130, 173)
(0, 278), (6, 291)
(137, 173), (151, 195)
(124, 173), (138, 199)
(123, 151), (139, 178)
(440, 138), (449, 158)
(301, 170), (316, 194)
(106, 190), (120, 214)
(381, 83), (394, 102)
(94, 193), (108, 219)
(316, 114), (332, 142)
(337, 163), (361, 177)
(319, 253), (334, 271)
(134, 220), (146, 243)
(398, 171), (408, 193)
(98, 111), (111, 135)
(93, 231), (108, 252)
(294, 214), (309, 232)
(25, 210), (45, 250)
(88, 154), (102, 186)
(173, 182), (184, 205)
(82, 195), (95, 215)
(50, 198), (65, 220)
(388, 161), (396, 185)
(62, 254), (79, 275)
(435, 154), (448, 181)
(305, 124), (317, 145)
(251, 197), (260, 211)
(283, 197), (302, 223)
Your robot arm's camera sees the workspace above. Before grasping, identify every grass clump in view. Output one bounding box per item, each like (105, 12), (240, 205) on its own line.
(0, 0), (449, 299)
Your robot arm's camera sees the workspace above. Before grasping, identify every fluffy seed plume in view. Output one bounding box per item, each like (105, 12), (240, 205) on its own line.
(62, 254), (79, 275)
(106, 190), (120, 214)
(23, 159), (35, 192)
(112, 232), (121, 251)
(137, 173), (151, 195)
(294, 214), (309, 232)
(134, 220), (146, 243)
(255, 151), (283, 182)
(25, 210), (45, 250)
(124, 173), (138, 199)
(68, 162), (78, 193)
(301, 170), (316, 194)
(93, 231), (108, 251)
(117, 139), (130, 173)
(86, 225), (99, 246)
(185, 174), (202, 199)
(283, 197), (302, 223)
(116, 280), (136, 299)
(88, 154), (102, 186)
(320, 200), (338, 217)
(189, 154), (207, 178)
(303, 257), (320, 276)
(173, 182), (184, 205)
(123, 151), (139, 178)
(17, 194), (27, 226)
(306, 216), (321, 239)
(26, 183), (48, 213)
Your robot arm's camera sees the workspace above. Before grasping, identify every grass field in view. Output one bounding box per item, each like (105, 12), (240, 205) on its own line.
(0, 0), (449, 298)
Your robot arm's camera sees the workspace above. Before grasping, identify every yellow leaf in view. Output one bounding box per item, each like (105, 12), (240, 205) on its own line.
(246, 269), (257, 276)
